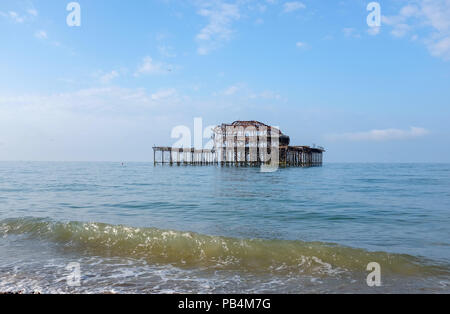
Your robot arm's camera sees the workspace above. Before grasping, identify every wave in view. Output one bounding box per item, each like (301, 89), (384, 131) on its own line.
(0, 217), (448, 277)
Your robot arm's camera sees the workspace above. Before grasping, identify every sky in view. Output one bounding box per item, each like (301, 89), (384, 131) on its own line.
(0, 0), (449, 162)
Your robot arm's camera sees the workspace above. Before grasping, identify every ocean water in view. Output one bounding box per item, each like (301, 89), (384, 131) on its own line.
(0, 162), (449, 294)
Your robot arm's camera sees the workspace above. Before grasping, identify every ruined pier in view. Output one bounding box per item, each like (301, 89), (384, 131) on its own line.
(153, 121), (325, 167)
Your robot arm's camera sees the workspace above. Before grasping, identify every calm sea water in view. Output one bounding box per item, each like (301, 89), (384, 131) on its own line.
(0, 162), (449, 293)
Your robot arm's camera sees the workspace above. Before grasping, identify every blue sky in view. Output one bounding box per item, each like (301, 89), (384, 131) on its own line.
(0, 0), (449, 162)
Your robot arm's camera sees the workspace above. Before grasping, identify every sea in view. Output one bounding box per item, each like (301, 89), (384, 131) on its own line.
(0, 162), (449, 293)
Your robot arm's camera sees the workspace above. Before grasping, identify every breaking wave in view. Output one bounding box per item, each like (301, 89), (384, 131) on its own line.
(0, 217), (448, 277)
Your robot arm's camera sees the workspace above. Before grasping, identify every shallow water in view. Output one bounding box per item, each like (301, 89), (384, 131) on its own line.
(0, 162), (449, 293)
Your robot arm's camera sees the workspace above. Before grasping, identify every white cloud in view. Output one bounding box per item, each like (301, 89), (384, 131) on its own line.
(421, 0), (450, 60)
(400, 4), (420, 18)
(342, 27), (361, 38)
(134, 56), (168, 76)
(1, 8), (37, 23)
(326, 127), (430, 142)
(158, 45), (176, 58)
(383, 0), (450, 60)
(422, 0), (450, 31)
(6, 11), (24, 23)
(283, 2), (306, 13)
(255, 18), (264, 25)
(0, 87), (180, 113)
(27, 9), (38, 17)
(193, 0), (286, 54)
(99, 71), (119, 84)
(151, 88), (177, 101)
(250, 90), (282, 100)
(382, 12), (412, 38)
(367, 26), (381, 36)
(428, 36), (450, 58)
(220, 83), (283, 101)
(223, 84), (242, 96)
(34, 30), (48, 40)
(195, 1), (240, 55)
(391, 24), (411, 37)
(296, 41), (307, 48)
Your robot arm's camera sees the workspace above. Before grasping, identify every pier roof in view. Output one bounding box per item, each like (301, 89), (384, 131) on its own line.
(216, 121), (285, 135)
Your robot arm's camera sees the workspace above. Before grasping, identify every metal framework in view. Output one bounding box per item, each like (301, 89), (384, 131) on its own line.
(153, 121), (325, 167)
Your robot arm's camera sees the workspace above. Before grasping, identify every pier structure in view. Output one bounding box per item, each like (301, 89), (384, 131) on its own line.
(152, 147), (218, 166)
(153, 121), (324, 167)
